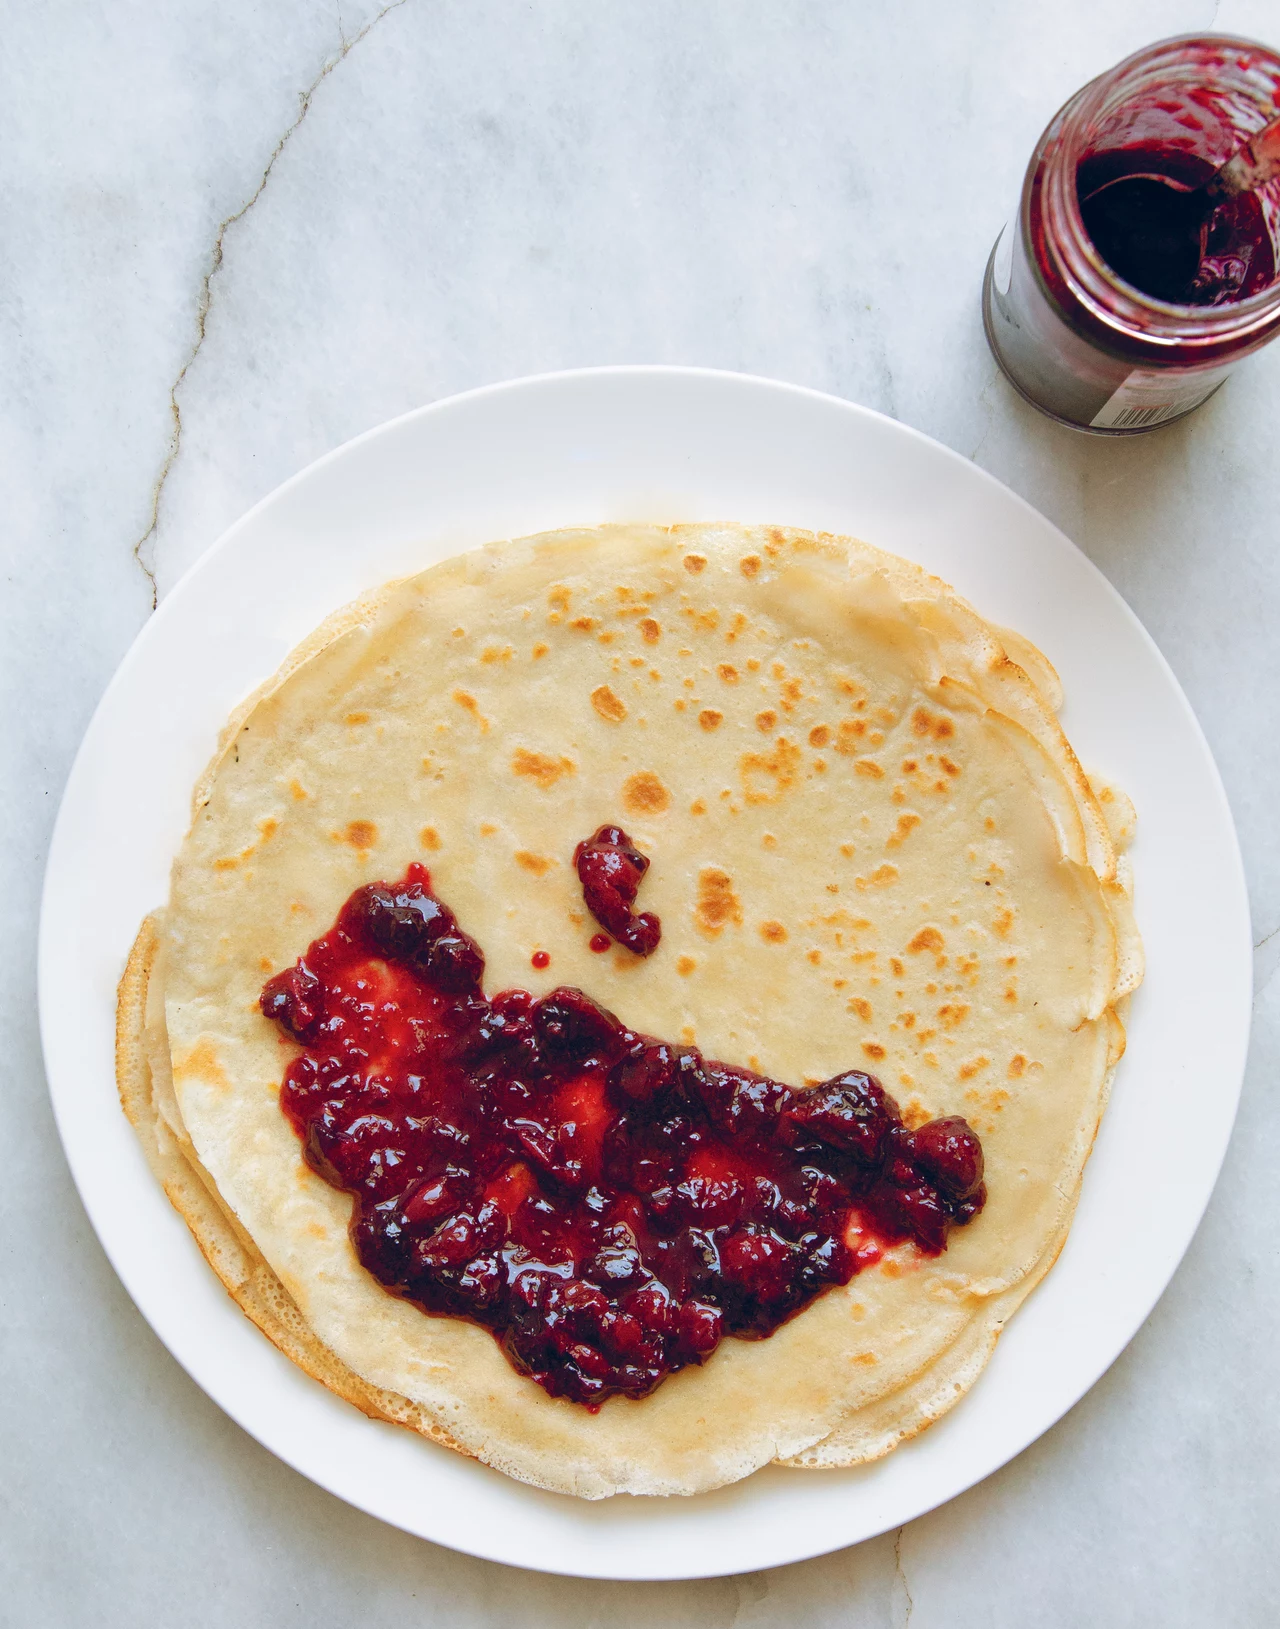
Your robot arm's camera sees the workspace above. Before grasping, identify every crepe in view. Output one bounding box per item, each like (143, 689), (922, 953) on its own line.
(116, 522), (1141, 1498)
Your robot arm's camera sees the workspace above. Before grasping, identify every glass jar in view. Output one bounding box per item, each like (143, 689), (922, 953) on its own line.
(983, 34), (1280, 433)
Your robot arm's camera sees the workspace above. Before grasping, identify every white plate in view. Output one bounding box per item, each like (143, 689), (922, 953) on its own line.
(40, 368), (1251, 1580)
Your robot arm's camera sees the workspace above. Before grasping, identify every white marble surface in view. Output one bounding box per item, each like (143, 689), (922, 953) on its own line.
(4, 0), (1279, 1620)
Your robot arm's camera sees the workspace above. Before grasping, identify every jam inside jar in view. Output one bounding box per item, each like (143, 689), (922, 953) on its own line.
(983, 34), (1280, 433)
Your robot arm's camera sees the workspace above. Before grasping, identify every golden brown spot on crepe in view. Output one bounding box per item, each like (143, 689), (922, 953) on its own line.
(683, 553), (708, 574)
(740, 737), (802, 803)
(637, 617), (662, 646)
(621, 771), (671, 815)
(1003, 985), (1018, 1004)
(344, 820), (377, 850)
(515, 851), (554, 876)
(676, 955), (697, 976)
(880, 1259), (903, 1279)
(288, 779), (309, 801)
(673, 698), (687, 712)
(902, 759), (919, 775)
(1008, 1053), (1028, 1078)
(344, 710), (370, 725)
(479, 822), (498, 836)
(762, 832), (777, 849)
(939, 756), (960, 777)
(481, 646), (514, 665)
(214, 856), (240, 871)
(680, 1026), (697, 1045)
(840, 842), (856, 858)
(757, 920), (787, 944)
(855, 758), (885, 779)
(900, 1011), (916, 1028)
(531, 642), (549, 660)
(938, 1003), (969, 1028)
(591, 685), (628, 723)
(739, 554), (761, 577)
(598, 630), (616, 646)
(571, 616), (597, 632)
(717, 663), (739, 684)
(699, 709), (724, 731)
(959, 1055), (991, 1080)
(848, 997), (873, 1022)
(855, 864), (899, 890)
(451, 627), (466, 639)
(834, 718), (867, 753)
(257, 955), (273, 973)
(257, 817), (278, 843)
(548, 585), (572, 612)
(993, 908), (1014, 937)
(908, 927), (946, 955)
(902, 1099), (931, 1131)
(420, 826), (441, 851)
(862, 1041), (886, 1061)
(806, 949), (822, 965)
(695, 869), (742, 938)
(511, 748), (576, 789)
(756, 710), (777, 733)
(779, 677), (804, 712)
(683, 606), (719, 632)
(452, 690), (489, 731)
(912, 706), (955, 741)
(808, 724), (831, 748)
(889, 956), (905, 977)
(174, 1038), (230, 1090)
(886, 812), (921, 849)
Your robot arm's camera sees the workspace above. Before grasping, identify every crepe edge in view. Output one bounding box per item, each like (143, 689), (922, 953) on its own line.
(116, 913), (477, 1463)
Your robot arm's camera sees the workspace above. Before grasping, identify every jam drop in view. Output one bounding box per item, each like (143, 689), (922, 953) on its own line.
(261, 866), (986, 1408)
(531, 950), (551, 970)
(1078, 146), (1276, 305)
(575, 825), (661, 956)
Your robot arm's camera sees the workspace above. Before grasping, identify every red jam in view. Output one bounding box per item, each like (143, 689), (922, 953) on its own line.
(1078, 146), (1276, 305)
(260, 865), (986, 1407)
(575, 825), (661, 956)
(531, 950), (551, 970)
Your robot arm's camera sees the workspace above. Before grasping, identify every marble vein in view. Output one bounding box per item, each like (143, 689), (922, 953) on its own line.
(129, 0), (411, 607)
(893, 1527), (914, 1627)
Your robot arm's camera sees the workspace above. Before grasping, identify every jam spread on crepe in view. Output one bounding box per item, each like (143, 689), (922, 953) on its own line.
(575, 824), (662, 955)
(261, 864), (985, 1408)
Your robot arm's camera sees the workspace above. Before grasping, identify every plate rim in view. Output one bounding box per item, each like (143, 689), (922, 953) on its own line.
(38, 365), (1253, 1579)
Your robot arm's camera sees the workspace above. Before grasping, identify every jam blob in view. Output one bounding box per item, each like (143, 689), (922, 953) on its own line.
(574, 824), (661, 956)
(1078, 147), (1276, 305)
(260, 866), (986, 1408)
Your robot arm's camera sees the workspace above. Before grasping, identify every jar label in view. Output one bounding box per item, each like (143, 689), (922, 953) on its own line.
(1090, 365), (1230, 430)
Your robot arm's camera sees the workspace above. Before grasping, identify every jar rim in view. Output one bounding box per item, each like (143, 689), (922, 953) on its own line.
(1028, 32), (1280, 360)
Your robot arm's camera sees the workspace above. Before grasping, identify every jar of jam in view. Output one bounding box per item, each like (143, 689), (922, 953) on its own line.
(983, 35), (1280, 433)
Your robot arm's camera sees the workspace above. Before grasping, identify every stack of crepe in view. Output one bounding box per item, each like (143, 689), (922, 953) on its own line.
(117, 522), (1141, 1498)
